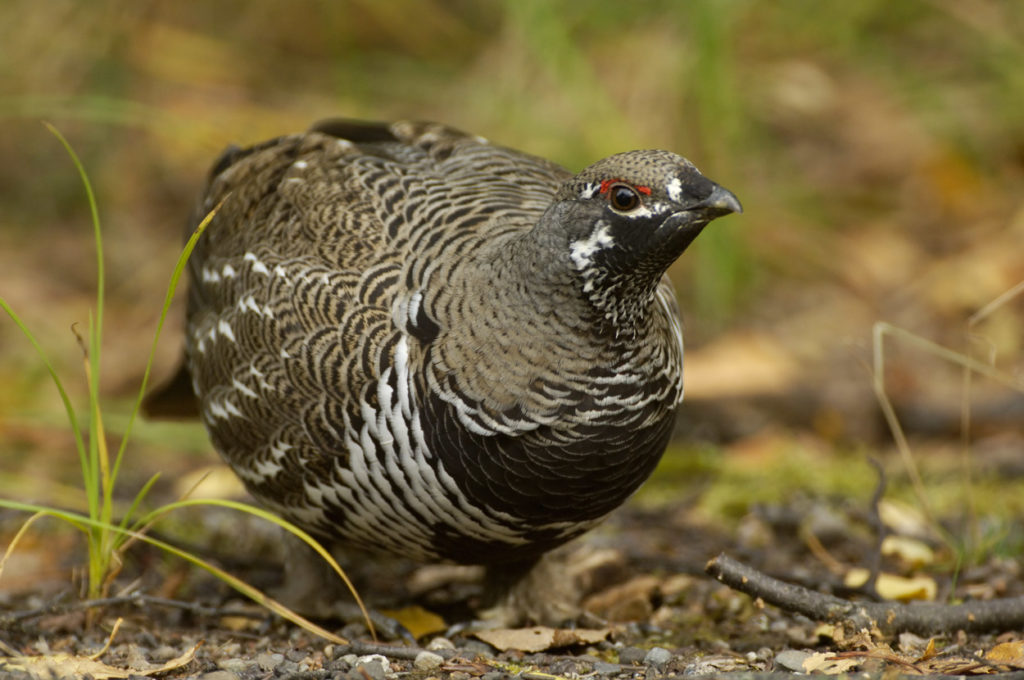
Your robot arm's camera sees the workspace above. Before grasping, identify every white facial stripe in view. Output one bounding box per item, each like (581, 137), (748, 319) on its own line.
(666, 177), (682, 202)
(569, 222), (615, 272)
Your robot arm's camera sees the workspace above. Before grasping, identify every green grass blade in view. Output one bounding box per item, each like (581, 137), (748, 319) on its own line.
(110, 202), (221, 487)
(43, 123), (104, 347)
(44, 122), (111, 600)
(0, 499), (348, 644)
(0, 297), (88, 488)
(116, 472), (162, 539)
(43, 125), (104, 446)
(139, 497), (375, 639)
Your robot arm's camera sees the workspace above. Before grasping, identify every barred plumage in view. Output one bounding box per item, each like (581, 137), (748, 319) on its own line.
(164, 119), (740, 568)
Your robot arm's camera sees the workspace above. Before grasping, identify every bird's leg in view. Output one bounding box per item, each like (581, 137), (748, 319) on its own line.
(478, 548), (584, 627)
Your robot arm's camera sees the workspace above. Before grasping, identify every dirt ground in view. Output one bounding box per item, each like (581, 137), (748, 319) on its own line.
(2, 442), (1024, 679)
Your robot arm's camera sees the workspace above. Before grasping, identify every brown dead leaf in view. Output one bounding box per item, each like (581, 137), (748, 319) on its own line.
(1, 653), (135, 680)
(985, 640), (1024, 665)
(582, 574), (660, 622)
(474, 626), (610, 652)
(0, 641), (200, 679)
(916, 637), (938, 662)
(801, 651), (861, 674)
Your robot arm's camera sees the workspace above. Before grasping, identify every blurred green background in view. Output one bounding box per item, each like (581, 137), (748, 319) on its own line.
(1, 1), (1022, 528)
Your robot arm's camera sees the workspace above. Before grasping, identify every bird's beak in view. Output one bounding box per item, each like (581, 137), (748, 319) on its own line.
(698, 183), (743, 217)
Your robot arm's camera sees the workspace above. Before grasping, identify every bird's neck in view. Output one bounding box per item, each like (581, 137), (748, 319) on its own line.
(499, 230), (661, 342)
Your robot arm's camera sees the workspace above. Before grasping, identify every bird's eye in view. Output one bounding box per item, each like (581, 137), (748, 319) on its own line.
(609, 184), (641, 212)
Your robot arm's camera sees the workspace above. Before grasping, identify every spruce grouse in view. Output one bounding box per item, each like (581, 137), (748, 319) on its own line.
(155, 119), (740, 606)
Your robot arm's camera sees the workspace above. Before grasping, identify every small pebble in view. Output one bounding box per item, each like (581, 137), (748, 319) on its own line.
(461, 639), (497, 655)
(594, 661), (622, 675)
(198, 672), (240, 680)
(550, 659), (583, 676)
(480, 672), (508, 680)
(220, 642), (242, 656)
(328, 657), (352, 672)
(426, 636), (455, 651)
(357, 653), (391, 673)
(643, 646), (672, 668)
(278, 660), (301, 674)
(256, 652), (284, 671)
(150, 644), (181, 662)
(217, 658), (252, 673)
(775, 649), (812, 672)
(357, 658), (389, 680)
(414, 650), (445, 670)
(619, 646), (646, 665)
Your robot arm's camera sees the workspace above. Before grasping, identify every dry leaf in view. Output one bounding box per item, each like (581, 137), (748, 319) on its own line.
(985, 640), (1024, 665)
(801, 651), (861, 674)
(881, 535), (934, 568)
(378, 605), (447, 639)
(474, 626), (610, 652)
(917, 638), (938, 662)
(812, 623), (840, 642)
(220, 615), (262, 632)
(877, 500), (933, 538)
(0, 641), (200, 679)
(1, 653), (135, 679)
(844, 569), (937, 601)
(583, 574), (660, 622)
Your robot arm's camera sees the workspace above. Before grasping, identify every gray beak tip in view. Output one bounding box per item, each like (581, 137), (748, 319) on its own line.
(706, 185), (743, 215)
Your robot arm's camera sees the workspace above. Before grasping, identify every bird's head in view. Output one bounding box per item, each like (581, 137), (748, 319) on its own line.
(542, 149), (742, 333)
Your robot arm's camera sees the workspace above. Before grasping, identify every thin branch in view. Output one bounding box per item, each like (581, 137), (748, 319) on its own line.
(332, 641), (459, 661)
(706, 553), (1024, 635)
(861, 457), (887, 600)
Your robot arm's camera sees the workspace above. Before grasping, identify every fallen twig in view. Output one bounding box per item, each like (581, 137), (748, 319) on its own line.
(332, 641), (460, 660)
(706, 553), (1024, 635)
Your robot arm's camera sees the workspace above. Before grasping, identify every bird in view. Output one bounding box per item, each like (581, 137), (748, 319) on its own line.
(149, 119), (741, 621)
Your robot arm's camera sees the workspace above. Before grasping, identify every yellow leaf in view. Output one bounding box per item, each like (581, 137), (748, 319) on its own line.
(844, 569), (937, 601)
(881, 535), (934, 569)
(985, 641), (1024, 664)
(378, 605), (447, 639)
(812, 623), (839, 641)
(877, 500), (932, 538)
(917, 637), (937, 662)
